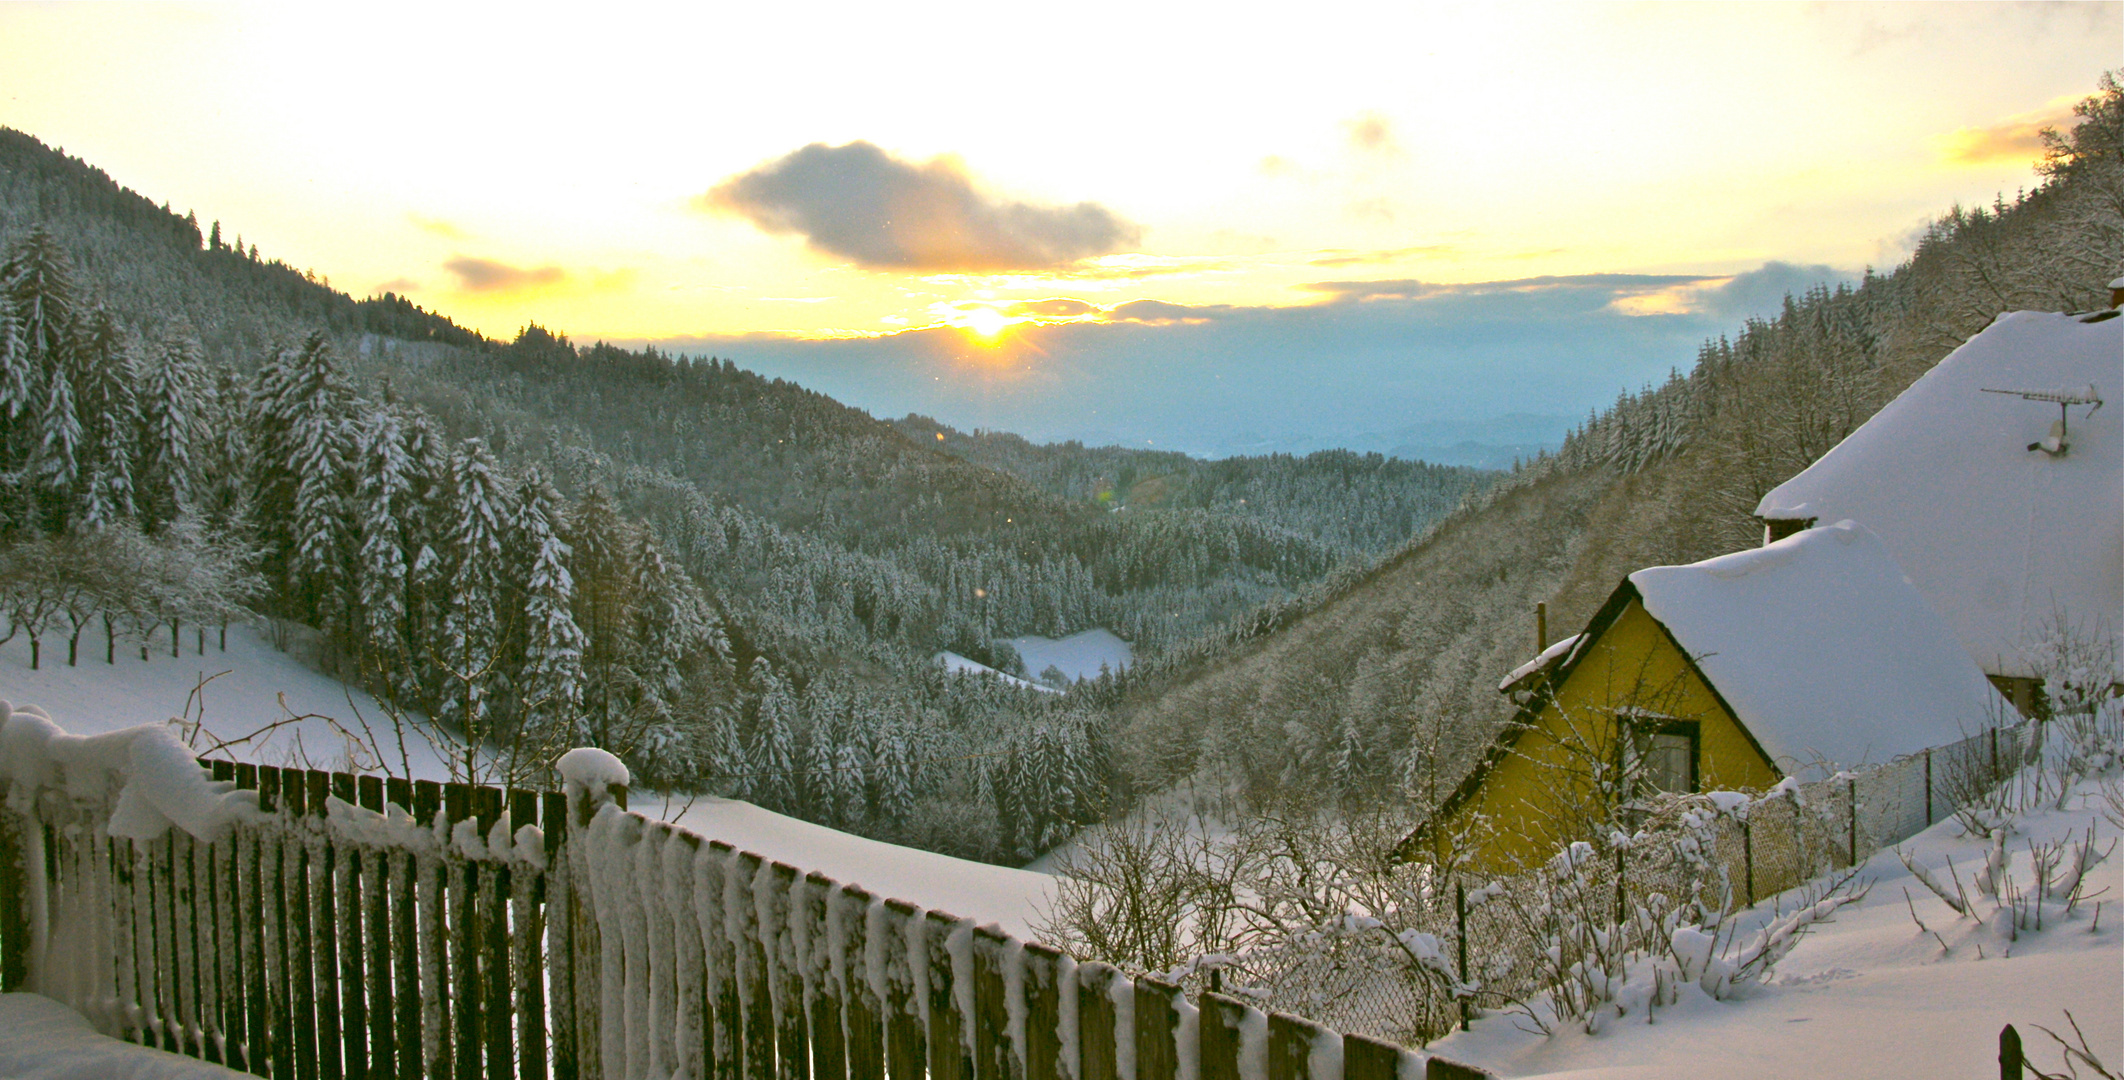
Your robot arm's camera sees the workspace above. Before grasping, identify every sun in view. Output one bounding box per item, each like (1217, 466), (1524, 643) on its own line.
(963, 306), (1010, 340)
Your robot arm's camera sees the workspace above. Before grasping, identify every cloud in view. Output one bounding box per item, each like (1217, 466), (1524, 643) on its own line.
(700, 141), (1140, 272)
(1106, 299), (1231, 325)
(1008, 298), (1099, 318)
(1303, 273), (1711, 303)
(1309, 245), (1459, 268)
(443, 255), (566, 293)
(371, 277), (421, 295)
(1937, 100), (2076, 165)
(1697, 261), (1857, 317)
(407, 213), (468, 240)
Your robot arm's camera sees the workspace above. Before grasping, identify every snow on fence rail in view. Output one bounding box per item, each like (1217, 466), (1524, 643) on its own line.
(0, 708), (1429, 1080)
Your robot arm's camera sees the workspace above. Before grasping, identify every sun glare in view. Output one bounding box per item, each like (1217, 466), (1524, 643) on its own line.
(963, 306), (1010, 340)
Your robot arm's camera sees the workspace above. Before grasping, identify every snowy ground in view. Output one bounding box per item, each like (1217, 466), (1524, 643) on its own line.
(934, 649), (1061, 693)
(0, 994), (247, 1080)
(0, 622), (457, 778)
(660, 795), (1056, 937)
(1004, 629), (1134, 683)
(1423, 782), (2123, 1079)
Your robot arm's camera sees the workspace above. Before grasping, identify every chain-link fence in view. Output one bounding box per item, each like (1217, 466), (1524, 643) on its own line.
(1232, 719), (2039, 1045)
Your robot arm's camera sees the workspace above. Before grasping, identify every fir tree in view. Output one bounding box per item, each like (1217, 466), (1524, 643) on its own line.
(512, 466), (587, 746)
(137, 321), (208, 531)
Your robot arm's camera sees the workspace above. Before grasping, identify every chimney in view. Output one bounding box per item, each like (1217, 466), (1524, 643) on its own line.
(2110, 275), (2124, 309)
(1536, 602), (1548, 652)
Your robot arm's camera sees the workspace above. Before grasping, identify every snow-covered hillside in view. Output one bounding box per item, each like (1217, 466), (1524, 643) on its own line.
(2, 623), (1058, 934)
(0, 623), (457, 779)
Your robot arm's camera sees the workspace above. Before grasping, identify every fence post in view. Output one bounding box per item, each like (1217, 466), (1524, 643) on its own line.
(804, 872), (849, 1080)
(879, 898), (925, 1080)
(1133, 979), (1182, 1080)
(1924, 750), (1934, 827)
(923, 911), (968, 1080)
(1021, 943), (1065, 1080)
(1455, 881), (1469, 1032)
(1343, 1032), (1401, 1080)
(1991, 727), (2000, 782)
(0, 790), (28, 993)
(1198, 992), (1246, 1080)
(1074, 963), (1120, 1080)
(2000, 1024), (2022, 1080)
(1742, 819), (1755, 907)
(1846, 778), (1858, 868)
(1264, 1013), (1313, 1080)
(971, 925), (1010, 1080)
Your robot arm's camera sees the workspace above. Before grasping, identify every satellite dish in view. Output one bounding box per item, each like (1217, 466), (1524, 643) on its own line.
(1980, 385), (2103, 457)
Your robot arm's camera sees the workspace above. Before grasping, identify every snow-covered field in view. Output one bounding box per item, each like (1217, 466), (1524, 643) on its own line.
(661, 795), (1055, 937)
(0, 622), (458, 778)
(1425, 781), (2123, 1079)
(1005, 629), (1134, 682)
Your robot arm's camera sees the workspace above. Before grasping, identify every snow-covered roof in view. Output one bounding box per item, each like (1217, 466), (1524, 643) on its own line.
(1499, 632), (1584, 692)
(1630, 521), (2008, 774)
(1755, 311), (2123, 679)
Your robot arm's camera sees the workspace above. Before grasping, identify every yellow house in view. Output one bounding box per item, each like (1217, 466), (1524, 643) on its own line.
(1406, 520), (2009, 872)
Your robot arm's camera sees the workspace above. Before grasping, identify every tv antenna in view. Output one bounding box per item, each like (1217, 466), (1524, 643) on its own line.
(1980, 385), (2103, 457)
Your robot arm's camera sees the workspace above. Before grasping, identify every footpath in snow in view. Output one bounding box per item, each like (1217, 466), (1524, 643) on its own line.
(1423, 778), (2123, 1079)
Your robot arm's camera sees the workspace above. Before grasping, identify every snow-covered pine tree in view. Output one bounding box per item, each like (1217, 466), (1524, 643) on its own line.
(69, 306), (140, 532)
(435, 437), (512, 765)
(0, 228), (77, 500)
(136, 321), (208, 532)
(511, 466), (587, 748)
(749, 663), (800, 812)
(250, 331), (356, 636)
(567, 485), (639, 744)
(350, 406), (414, 692)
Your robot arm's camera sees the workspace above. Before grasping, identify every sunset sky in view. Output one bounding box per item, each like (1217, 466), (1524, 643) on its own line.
(2, 2), (2117, 453)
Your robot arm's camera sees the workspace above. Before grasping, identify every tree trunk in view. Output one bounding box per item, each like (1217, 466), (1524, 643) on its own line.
(105, 615), (116, 664)
(171, 618), (181, 658)
(29, 636), (39, 670)
(67, 632), (78, 667)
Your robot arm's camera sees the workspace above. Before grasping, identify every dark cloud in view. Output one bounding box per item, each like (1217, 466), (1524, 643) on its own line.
(1008, 298), (1099, 318)
(701, 141), (1140, 272)
(1107, 300), (1229, 324)
(1700, 261), (1857, 317)
(1304, 273), (1711, 303)
(444, 256), (565, 293)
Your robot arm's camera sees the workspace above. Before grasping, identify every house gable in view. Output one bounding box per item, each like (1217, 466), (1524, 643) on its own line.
(1406, 585), (1780, 871)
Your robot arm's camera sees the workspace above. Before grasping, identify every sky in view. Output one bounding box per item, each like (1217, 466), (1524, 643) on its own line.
(1, 2), (2116, 455)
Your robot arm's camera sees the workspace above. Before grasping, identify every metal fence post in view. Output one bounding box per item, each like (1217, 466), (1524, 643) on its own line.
(1847, 778), (1858, 867)
(1454, 881), (1469, 1032)
(1923, 749), (1933, 827)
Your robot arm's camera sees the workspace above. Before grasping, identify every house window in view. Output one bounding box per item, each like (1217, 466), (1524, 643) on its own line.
(1623, 717), (1700, 794)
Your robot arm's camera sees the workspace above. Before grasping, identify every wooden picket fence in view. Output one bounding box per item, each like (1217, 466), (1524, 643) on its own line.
(0, 759), (1449, 1080)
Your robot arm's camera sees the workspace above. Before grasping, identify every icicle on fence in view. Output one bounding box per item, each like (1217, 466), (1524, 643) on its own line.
(0, 756), (1429, 1080)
